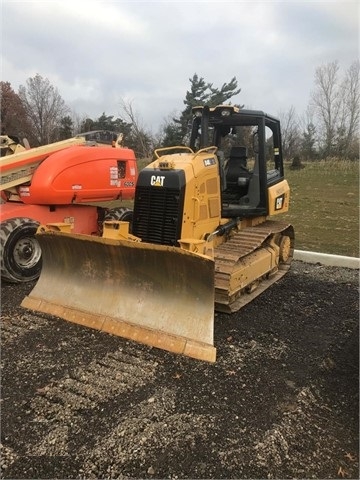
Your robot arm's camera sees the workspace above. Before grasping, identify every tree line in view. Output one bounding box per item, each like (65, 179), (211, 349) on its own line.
(280, 60), (359, 161)
(1, 60), (359, 160)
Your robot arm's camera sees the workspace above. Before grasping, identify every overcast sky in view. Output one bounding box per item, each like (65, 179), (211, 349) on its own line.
(1, 0), (359, 132)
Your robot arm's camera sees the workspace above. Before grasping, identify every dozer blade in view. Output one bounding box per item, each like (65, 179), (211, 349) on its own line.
(21, 232), (216, 362)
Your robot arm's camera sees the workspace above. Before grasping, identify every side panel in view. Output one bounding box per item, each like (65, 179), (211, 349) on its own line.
(0, 203), (99, 234)
(0, 138), (85, 191)
(18, 146), (137, 204)
(267, 179), (290, 216)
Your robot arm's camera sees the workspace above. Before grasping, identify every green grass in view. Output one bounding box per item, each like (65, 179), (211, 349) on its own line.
(279, 160), (359, 257)
(95, 158), (359, 258)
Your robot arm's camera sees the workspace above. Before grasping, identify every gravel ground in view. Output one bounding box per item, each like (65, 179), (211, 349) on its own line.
(1, 260), (359, 479)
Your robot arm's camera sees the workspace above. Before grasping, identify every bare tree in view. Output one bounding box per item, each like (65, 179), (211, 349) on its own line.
(341, 61), (360, 158)
(18, 74), (69, 145)
(119, 99), (154, 158)
(310, 60), (359, 159)
(70, 111), (88, 136)
(278, 105), (300, 160)
(310, 61), (341, 157)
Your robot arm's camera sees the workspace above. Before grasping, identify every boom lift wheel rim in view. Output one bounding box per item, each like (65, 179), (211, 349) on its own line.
(13, 236), (42, 268)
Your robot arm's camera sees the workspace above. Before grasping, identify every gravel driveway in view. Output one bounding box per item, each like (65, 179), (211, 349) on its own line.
(1, 261), (359, 479)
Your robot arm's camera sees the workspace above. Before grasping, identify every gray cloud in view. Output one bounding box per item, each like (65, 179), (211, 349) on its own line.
(2, 0), (359, 131)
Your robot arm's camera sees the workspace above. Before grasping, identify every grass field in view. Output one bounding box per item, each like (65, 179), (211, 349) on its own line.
(281, 160), (359, 257)
(101, 159), (359, 258)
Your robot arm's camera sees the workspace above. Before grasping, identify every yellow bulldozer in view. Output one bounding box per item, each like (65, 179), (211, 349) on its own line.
(22, 105), (294, 362)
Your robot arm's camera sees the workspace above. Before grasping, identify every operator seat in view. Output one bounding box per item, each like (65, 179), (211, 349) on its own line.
(225, 146), (250, 191)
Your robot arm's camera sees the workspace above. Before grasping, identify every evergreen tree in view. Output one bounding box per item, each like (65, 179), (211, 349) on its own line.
(160, 121), (180, 148)
(59, 115), (74, 140)
(208, 77), (241, 106)
(301, 122), (317, 160)
(162, 74), (241, 146)
(81, 117), (95, 132)
(81, 113), (132, 140)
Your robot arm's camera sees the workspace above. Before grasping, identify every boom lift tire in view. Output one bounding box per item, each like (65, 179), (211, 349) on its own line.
(104, 207), (133, 222)
(1, 217), (42, 283)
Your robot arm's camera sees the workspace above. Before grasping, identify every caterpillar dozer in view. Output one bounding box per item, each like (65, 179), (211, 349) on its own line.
(21, 105), (294, 362)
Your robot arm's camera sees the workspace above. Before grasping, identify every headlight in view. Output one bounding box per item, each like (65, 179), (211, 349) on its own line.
(220, 109), (231, 117)
(213, 105), (238, 117)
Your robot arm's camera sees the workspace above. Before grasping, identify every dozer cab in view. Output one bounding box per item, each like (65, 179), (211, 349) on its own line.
(22, 105), (294, 362)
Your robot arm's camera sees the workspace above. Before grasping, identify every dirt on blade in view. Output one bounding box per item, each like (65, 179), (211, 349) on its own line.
(1, 261), (359, 479)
